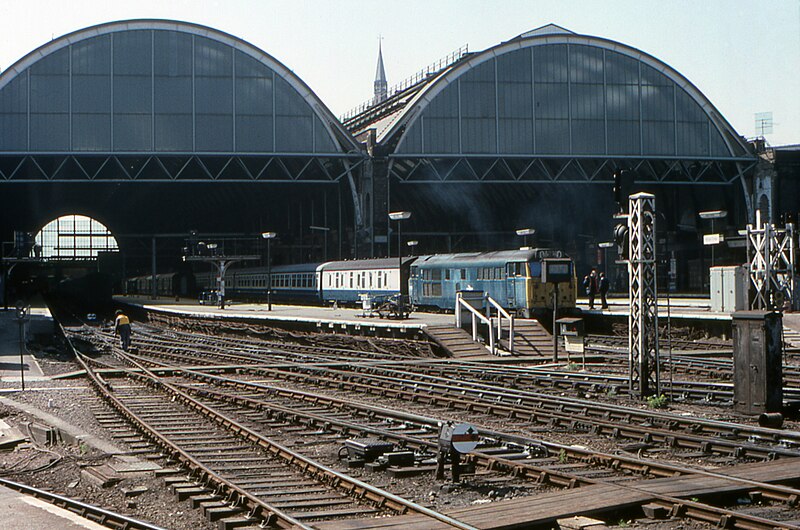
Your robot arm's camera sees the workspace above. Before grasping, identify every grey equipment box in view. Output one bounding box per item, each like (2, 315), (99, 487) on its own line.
(731, 311), (783, 415)
(710, 266), (747, 312)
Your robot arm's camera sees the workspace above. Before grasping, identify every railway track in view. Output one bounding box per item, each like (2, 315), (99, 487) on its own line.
(61, 320), (800, 528)
(73, 324), (800, 460)
(64, 327), (476, 529)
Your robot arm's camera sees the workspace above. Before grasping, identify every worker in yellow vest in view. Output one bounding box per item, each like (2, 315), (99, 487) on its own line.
(113, 310), (132, 351)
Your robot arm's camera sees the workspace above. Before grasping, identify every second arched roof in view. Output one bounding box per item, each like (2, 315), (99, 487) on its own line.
(379, 26), (752, 160)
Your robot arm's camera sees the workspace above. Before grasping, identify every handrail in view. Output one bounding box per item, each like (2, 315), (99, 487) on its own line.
(486, 296), (514, 354)
(455, 292), (496, 355)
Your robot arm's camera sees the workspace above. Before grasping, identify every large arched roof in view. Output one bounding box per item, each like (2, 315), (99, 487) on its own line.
(0, 19), (358, 154)
(382, 27), (752, 160)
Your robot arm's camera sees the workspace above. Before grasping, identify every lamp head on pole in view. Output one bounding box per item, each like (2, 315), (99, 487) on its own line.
(389, 211), (412, 221)
(516, 228), (535, 249)
(698, 210), (727, 220)
(261, 232), (277, 239)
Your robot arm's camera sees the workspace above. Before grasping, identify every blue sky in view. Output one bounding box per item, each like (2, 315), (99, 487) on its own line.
(1, 0), (798, 145)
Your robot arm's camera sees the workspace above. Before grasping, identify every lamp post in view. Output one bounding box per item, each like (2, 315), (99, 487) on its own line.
(205, 244), (221, 307)
(699, 210), (727, 270)
(389, 211), (411, 296)
(309, 225), (330, 261)
(516, 228), (536, 250)
(406, 240), (419, 256)
(598, 241), (615, 276)
(261, 232), (277, 310)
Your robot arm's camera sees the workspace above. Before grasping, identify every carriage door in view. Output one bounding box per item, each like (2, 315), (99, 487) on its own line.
(505, 263), (519, 307)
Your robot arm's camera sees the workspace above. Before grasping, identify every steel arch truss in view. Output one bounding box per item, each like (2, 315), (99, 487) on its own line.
(388, 156), (756, 185)
(628, 193), (660, 398)
(0, 154), (363, 183)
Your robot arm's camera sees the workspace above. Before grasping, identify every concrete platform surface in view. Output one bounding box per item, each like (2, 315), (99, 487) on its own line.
(577, 295), (735, 320)
(0, 308), (47, 385)
(123, 294), (734, 322)
(117, 295), (458, 329)
(0, 483), (108, 529)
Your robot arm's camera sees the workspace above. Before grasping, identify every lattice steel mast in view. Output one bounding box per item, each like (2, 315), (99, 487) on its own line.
(747, 211), (795, 310)
(628, 193), (659, 397)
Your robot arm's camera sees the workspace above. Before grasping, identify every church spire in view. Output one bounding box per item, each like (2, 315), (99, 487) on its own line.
(374, 37), (387, 103)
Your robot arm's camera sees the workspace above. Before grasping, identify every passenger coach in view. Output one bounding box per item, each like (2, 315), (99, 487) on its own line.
(319, 257), (414, 304)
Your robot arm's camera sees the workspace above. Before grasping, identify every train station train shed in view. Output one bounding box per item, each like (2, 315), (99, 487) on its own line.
(0, 20), (787, 292)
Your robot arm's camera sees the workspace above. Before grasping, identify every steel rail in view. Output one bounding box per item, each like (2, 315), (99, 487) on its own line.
(253, 363), (800, 459)
(68, 329), (478, 530)
(67, 355), (306, 528)
(80, 325), (799, 454)
(69, 322), (800, 529)
(136, 323), (412, 361)
(398, 362), (800, 403)
(113, 353), (800, 529)
(170, 368), (800, 504)
(90, 326), (800, 459)
(310, 361), (800, 447)
(0, 476), (168, 530)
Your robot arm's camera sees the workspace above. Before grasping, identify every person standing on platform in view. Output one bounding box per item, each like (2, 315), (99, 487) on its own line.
(114, 310), (132, 351)
(582, 268), (599, 310)
(599, 272), (609, 309)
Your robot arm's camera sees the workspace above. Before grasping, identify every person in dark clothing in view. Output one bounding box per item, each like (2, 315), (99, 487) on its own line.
(114, 310), (132, 351)
(599, 272), (609, 309)
(582, 268), (599, 310)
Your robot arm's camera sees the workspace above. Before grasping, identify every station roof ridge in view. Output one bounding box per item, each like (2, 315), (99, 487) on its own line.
(514, 23), (576, 39)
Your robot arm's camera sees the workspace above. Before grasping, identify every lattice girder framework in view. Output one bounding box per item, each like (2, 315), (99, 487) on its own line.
(747, 213), (795, 310)
(628, 193), (660, 398)
(388, 156), (756, 185)
(0, 154), (363, 183)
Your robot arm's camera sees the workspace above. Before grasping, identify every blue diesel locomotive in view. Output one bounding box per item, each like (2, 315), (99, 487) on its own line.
(409, 249), (575, 317)
(191, 248), (575, 314)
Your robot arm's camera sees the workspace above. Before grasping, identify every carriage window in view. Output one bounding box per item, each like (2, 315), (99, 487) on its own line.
(496, 267), (503, 279)
(349, 272), (353, 288)
(432, 269), (442, 281)
(445, 269), (451, 280)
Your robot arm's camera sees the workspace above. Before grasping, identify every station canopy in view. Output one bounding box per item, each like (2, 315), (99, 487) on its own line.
(0, 19), (359, 183)
(351, 24), (755, 186)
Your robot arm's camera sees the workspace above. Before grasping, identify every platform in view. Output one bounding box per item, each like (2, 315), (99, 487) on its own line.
(0, 307), (48, 387)
(118, 295), (459, 329)
(577, 295), (733, 320)
(0, 483), (110, 529)
(116, 295), (559, 360)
